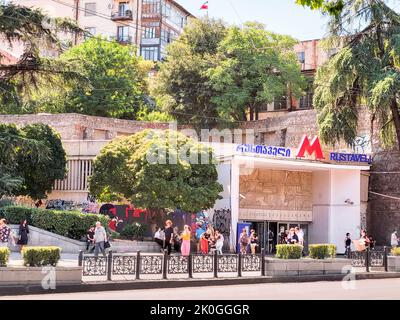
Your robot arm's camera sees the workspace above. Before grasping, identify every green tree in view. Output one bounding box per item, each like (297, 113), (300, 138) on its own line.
(51, 37), (151, 119)
(312, 0), (400, 148)
(17, 124), (67, 200)
(152, 17), (227, 127)
(0, 3), (84, 111)
(89, 129), (223, 213)
(209, 22), (305, 121)
(296, 0), (344, 15)
(0, 124), (66, 199)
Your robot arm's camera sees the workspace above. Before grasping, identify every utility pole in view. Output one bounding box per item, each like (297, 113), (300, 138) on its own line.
(74, 0), (80, 45)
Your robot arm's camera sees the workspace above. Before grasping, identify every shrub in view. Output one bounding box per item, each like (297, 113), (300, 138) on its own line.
(121, 223), (147, 239)
(1, 206), (35, 224)
(0, 247), (10, 267)
(309, 244), (337, 259)
(391, 247), (400, 256)
(22, 246), (61, 267)
(1, 206), (109, 240)
(276, 244), (303, 259)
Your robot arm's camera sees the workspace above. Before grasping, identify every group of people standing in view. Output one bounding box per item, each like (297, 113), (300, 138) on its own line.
(239, 228), (259, 254)
(154, 220), (225, 256)
(344, 229), (376, 255)
(0, 218), (29, 251)
(279, 227), (305, 246)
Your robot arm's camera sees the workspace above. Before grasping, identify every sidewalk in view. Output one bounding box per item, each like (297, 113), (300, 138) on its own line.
(8, 252), (79, 268)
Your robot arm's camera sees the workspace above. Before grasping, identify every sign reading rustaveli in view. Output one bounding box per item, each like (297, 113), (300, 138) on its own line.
(236, 135), (373, 165)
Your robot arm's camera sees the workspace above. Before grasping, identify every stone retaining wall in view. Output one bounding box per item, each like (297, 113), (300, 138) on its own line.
(265, 258), (349, 277)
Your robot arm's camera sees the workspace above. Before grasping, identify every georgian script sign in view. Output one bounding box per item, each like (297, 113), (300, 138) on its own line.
(236, 144), (291, 158)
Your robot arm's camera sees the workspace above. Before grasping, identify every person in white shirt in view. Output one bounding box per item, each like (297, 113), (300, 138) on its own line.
(391, 230), (398, 248)
(295, 227), (304, 245)
(94, 221), (107, 257)
(215, 230), (224, 254)
(154, 226), (165, 249)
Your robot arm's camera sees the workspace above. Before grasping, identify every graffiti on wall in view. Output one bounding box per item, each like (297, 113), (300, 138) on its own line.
(213, 209), (231, 248)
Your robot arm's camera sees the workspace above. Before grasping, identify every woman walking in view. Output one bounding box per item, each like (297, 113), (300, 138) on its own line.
(250, 229), (258, 254)
(200, 226), (213, 254)
(239, 228), (249, 254)
(180, 225), (191, 256)
(17, 219), (29, 251)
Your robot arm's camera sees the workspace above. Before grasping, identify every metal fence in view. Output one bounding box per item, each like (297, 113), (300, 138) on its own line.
(348, 247), (389, 272)
(79, 250), (266, 281)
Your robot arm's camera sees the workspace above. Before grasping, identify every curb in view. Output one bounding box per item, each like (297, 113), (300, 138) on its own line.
(1, 272), (400, 296)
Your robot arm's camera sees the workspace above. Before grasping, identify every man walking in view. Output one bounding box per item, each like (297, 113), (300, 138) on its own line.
(94, 221), (107, 257)
(391, 230), (398, 248)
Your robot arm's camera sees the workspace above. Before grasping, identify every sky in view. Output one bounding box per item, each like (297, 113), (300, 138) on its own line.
(175, 0), (329, 41)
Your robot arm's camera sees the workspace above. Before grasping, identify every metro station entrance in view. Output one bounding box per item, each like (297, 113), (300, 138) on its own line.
(244, 221), (309, 254)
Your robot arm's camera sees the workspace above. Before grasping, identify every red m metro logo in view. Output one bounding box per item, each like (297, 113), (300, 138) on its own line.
(296, 135), (324, 160)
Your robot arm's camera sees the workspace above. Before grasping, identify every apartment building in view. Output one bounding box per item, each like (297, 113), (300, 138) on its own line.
(257, 39), (338, 119)
(8, 0), (194, 60)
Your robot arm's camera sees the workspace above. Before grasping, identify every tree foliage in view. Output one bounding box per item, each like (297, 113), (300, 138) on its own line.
(89, 129), (223, 213)
(208, 22), (305, 121)
(0, 124), (66, 199)
(153, 18), (305, 124)
(60, 37), (151, 119)
(152, 18), (227, 127)
(312, 0), (400, 149)
(0, 3), (85, 109)
(296, 0), (344, 15)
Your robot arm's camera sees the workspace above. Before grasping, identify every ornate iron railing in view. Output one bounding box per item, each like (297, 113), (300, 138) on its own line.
(349, 247), (388, 272)
(79, 250), (266, 281)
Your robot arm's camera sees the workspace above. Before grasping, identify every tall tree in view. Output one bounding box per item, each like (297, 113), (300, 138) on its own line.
(0, 124), (66, 199)
(89, 129), (223, 213)
(56, 37), (152, 119)
(151, 17), (227, 127)
(17, 124), (67, 200)
(208, 22), (305, 121)
(0, 3), (84, 108)
(311, 0), (400, 149)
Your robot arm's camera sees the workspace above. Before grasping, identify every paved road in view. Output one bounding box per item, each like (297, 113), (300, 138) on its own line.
(1, 278), (400, 300)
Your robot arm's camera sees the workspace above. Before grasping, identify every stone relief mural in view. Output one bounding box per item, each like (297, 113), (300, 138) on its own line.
(239, 169), (312, 212)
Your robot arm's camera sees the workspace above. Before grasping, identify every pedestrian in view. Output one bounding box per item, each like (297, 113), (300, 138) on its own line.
(17, 219), (29, 252)
(358, 229), (371, 251)
(286, 228), (299, 244)
(86, 226), (95, 253)
(108, 217), (123, 233)
(239, 228), (249, 254)
(344, 233), (352, 257)
(200, 226), (212, 254)
(250, 229), (258, 254)
(391, 230), (398, 248)
(172, 227), (181, 253)
(180, 225), (191, 256)
(154, 226), (165, 250)
(215, 230), (224, 254)
(369, 235), (375, 250)
(295, 226), (304, 246)
(0, 219), (15, 248)
(94, 221), (107, 257)
(163, 220), (173, 255)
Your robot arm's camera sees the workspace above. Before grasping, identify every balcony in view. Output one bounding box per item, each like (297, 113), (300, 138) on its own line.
(111, 9), (133, 21)
(116, 36), (133, 44)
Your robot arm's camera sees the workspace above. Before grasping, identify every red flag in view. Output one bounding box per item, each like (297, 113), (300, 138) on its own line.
(200, 1), (208, 10)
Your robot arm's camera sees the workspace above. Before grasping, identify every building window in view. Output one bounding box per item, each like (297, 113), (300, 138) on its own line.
(273, 95), (287, 110)
(141, 46), (159, 61)
(118, 2), (129, 16)
(84, 27), (96, 40)
(53, 160), (93, 191)
(84, 2), (96, 16)
(117, 26), (130, 42)
(143, 27), (157, 39)
(161, 29), (171, 43)
(143, 0), (160, 15)
(297, 51), (305, 64)
(299, 89), (314, 109)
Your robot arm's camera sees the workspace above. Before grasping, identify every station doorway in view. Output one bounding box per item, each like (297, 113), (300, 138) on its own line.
(243, 221), (309, 254)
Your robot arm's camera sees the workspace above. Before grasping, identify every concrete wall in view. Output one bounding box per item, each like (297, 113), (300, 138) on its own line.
(10, 225), (86, 253)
